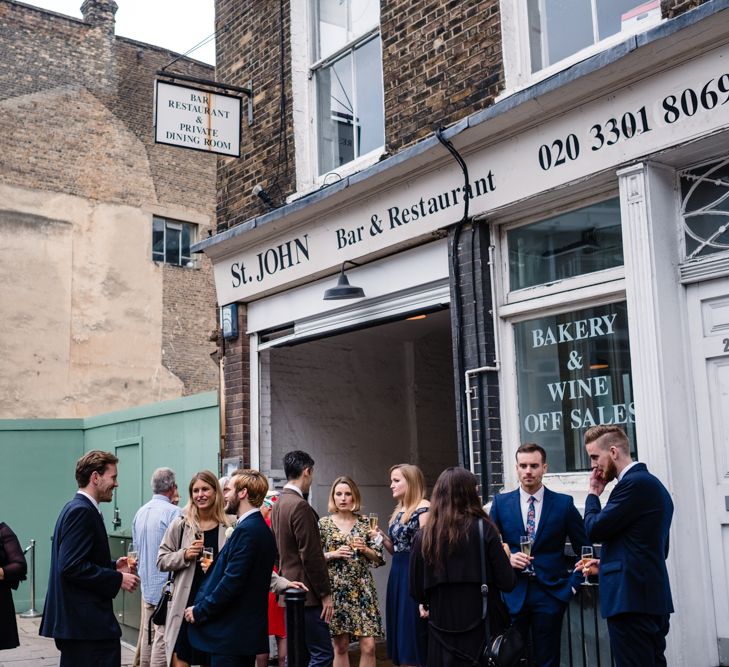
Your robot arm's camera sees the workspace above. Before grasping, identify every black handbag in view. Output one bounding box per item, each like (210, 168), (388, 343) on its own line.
(477, 520), (527, 667)
(148, 519), (185, 643)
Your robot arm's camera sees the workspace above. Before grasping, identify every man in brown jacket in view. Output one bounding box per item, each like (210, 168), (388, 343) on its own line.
(271, 451), (333, 667)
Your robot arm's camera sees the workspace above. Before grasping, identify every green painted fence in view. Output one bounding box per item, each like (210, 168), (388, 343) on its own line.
(0, 391), (220, 615)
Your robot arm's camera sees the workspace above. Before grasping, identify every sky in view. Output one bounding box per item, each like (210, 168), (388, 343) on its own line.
(21, 0), (216, 65)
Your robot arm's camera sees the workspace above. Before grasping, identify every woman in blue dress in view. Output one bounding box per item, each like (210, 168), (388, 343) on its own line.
(379, 464), (429, 667)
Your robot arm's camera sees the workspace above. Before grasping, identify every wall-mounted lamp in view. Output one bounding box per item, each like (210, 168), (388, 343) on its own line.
(323, 262), (365, 300)
(252, 184), (276, 209)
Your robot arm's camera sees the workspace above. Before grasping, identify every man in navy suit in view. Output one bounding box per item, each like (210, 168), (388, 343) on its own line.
(185, 469), (276, 667)
(583, 425), (673, 667)
(40, 450), (140, 667)
(490, 443), (588, 667)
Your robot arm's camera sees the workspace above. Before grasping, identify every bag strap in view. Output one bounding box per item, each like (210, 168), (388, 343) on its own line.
(478, 519), (494, 652)
(168, 516), (187, 584)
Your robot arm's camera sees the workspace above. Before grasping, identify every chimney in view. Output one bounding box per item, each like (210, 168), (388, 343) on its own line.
(80, 0), (118, 33)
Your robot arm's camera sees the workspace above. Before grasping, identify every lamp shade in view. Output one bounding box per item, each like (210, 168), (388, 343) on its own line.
(323, 269), (365, 300)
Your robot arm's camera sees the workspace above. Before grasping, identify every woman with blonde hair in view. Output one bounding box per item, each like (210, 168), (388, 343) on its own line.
(319, 475), (384, 667)
(157, 470), (232, 667)
(377, 464), (429, 667)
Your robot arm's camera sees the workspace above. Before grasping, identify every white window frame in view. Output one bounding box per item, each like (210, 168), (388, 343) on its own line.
(499, 1), (664, 97)
(290, 0), (385, 196)
(152, 216), (197, 268)
(493, 187), (629, 491)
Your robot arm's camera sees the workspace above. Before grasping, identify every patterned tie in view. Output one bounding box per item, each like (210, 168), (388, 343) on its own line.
(526, 496), (536, 539)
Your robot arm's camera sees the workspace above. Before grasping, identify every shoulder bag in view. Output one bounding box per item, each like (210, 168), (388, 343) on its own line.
(148, 518), (185, 642)
(477, 519), (527, 667)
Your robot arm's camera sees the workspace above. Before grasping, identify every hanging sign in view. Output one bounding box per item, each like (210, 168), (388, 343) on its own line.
(154, 81), (241, 157)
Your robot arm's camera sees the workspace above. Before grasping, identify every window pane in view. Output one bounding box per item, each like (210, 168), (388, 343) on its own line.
(354, 36), (384, 156)
(596, 0), (655, 40)
(152, 218), (165, 260)
(513, 302), (636, 473)
(181, 223), (192, 262)
(527, 0), (593, 71)
(316, 0), (379, 60)
(507, 198), (623, 291)
(317, 53), (354, 173)
(681, 160), (729, 259)
(165, 226), (181, 265)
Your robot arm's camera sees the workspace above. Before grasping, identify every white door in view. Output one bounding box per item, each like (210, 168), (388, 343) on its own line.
(687, 277), (729, 665)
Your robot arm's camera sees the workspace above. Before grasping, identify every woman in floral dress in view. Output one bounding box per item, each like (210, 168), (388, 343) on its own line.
(319, 476), (384, 667)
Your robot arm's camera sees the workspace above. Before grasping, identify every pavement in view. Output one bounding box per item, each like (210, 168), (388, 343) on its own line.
(1, 615), (135, 666)
(2, 615), (395, 666)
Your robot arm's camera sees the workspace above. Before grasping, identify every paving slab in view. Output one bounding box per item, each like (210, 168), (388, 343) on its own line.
(0, 615), (135, 667)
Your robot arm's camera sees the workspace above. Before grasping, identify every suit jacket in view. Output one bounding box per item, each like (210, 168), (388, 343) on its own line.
(489, 486), (588, 614)
(584, 462), (674, 619)
(270, 488), (331, 606)
(188, 511), (276, 656)
(39, 493), (122, 640)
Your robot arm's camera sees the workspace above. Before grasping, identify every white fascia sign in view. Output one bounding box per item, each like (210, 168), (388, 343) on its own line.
(154, 81), (241, 157)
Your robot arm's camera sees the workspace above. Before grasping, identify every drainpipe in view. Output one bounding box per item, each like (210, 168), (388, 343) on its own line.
(464, 242), (501, 474)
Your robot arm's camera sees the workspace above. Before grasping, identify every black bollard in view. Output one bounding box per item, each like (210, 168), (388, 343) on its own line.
(285, 587), (307, 667)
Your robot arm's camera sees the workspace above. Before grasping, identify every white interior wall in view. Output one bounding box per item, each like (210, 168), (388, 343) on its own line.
(261, 312), (457, 621)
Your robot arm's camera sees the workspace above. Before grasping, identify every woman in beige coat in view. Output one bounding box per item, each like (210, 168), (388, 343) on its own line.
(157, 470), (230, 667)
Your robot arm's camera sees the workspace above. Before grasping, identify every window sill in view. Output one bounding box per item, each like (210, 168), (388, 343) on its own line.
(289, 146), (386, 204)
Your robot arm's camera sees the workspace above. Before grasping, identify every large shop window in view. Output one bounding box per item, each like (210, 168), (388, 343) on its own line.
(312, 0), (384, 174)
(525, 0), (660, 73)
(507, 197), (623, 291)
(513, 302), (636, 473)
(152, 217), (196, 267)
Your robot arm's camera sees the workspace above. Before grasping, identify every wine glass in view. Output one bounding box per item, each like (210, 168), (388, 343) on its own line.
(127, 543), (138, 570)
(581, 546), (594, 579)
(368, 513), (379, 531)
(201, 547), (214, 571)
(520, 535), (535, 576)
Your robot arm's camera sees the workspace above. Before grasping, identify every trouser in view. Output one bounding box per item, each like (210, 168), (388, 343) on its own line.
(56, 638), (121, 667)
(304, 605), (334, 667)
(211, 654), (256, 666)
(133, 600), (168, 667)
(512, 583), (567, 667)
(607, 612), (670, 667)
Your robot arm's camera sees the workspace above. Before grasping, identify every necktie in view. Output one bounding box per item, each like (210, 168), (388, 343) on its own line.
(526, 496), (536, 539)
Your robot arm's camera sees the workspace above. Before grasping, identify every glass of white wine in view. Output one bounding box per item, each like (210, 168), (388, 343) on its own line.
(127, 543), (138, 570)
(201, 547), (214, 571)
(520, 535), (535, 576)
(368, 513), (378, 531)
(581, 546), (594, 580)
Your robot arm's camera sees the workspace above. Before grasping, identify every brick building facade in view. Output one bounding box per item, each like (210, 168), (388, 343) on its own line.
(0, 0), (218, 418)
(197, 0), (729, 662)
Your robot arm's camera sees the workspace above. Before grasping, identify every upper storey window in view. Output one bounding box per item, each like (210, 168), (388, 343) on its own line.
(312, 0), (384, 175)
(503, 0), (661, 90)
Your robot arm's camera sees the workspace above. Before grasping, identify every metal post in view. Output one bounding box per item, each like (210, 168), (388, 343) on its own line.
(284, 588), (307, 667)
(20, 539), (41, 618)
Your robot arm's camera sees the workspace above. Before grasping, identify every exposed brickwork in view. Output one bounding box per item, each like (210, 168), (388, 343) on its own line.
(449, 221), (502, 498)
(0, 0), (218, 408)
(661, 0), (711, 18)
(381, 0), (503, 154)
(214, 0), (295, 232)
(219, 305), (251, 463)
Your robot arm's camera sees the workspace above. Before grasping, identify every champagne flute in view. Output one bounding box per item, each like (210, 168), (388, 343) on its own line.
(581, 546), (594, 578)
(201, 547), (214, 571)
(127, 543), (138, 570)
(520, 535), (535, 576)
(349, 535), (359, 560)
(368, 513), (379, 531)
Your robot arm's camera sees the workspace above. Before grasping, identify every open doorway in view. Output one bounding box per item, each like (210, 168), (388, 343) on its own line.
(258, 308), (458, 616)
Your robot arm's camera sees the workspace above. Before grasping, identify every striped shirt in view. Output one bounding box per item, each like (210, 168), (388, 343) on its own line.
(132, 495), (181, 604)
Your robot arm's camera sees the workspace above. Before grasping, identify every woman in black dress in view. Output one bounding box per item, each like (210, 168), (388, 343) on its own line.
(409, 468), (516, 667)
(0, 521), (27, 651)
